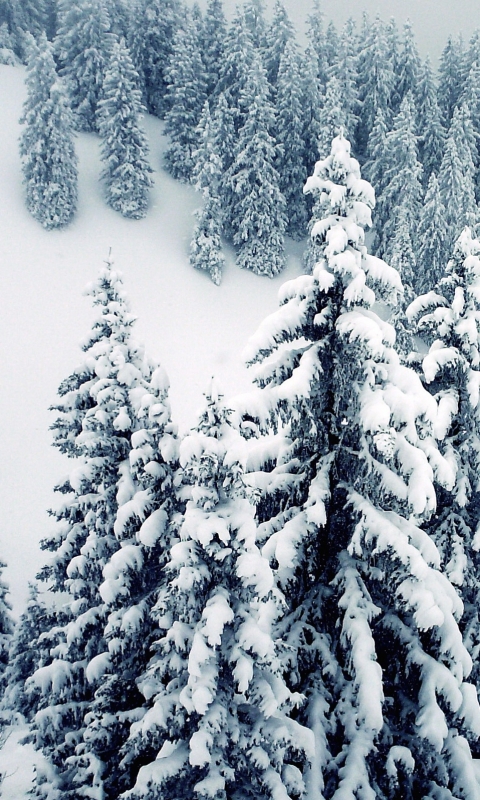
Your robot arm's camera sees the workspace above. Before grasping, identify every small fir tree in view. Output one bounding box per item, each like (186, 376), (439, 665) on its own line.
(190, 102), (225, 285)
(121, 383), (310, 800)
(20, 34), (78, 230)
(98, 37), (153, 219)
(226, 53), (287, 277)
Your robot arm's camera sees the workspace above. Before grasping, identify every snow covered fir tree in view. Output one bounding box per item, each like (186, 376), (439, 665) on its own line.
(8, 3), (480, 798)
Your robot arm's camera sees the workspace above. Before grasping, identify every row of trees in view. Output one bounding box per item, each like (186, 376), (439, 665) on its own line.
(2, 134), (480, 799)
(10, 0), (480, 285)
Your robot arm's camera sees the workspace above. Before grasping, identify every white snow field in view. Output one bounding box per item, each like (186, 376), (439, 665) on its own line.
(0, 62), (304, 619)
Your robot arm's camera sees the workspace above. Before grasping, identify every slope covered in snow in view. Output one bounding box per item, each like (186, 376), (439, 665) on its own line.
(0, 63), (304, 614)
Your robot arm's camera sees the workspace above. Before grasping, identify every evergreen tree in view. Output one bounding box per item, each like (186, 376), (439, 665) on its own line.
(300, 46), (322, 179)
(190, 102), (225, 285)
(121, 384), (310, 800)
(408, 226), (480, 696)
(243, 0), (266, 49)
(324, 19), (339, 71)
(417, 57), (445, 183)
(333, 18), (359, 150)
(374, 92), (423, 265)
(415, 172), (448, 294)
(395, 19), (421, 110)
(98, 37), (153, 219)
(306, 0), (328, 88)
(129, 0), (180, 119)
(72, 365), (180, 799)
(363, 105), (389, 198)
(26, 263), (166, 798)
(226, 54), (286, 277)
(20, 34), (78, 229)
(356, 15), (394, 156)
(276, 39), (308, 239)
(215, 8), (253, 137)
(55, 0), (114, 133)
(264, 0), (295, 88)
(3, 584), (53, 720)
(164, 11), (207, 182)
(0, 561), (12, 695)
(438, 34), (466, 126)
(240, 133), (480, 797)
(317, 76), (347, 158)
(201, 0), (226, 98)
(439, 105), (478, 251)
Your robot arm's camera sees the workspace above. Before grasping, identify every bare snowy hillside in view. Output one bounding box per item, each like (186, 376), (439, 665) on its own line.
(0, 63), (304, 614)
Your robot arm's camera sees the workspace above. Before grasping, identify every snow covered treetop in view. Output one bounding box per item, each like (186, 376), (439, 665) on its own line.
(81, 261), (139, 351)
(302, 133), (401, 309)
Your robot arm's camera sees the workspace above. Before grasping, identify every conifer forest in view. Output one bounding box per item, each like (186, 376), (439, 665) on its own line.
(5, 0), (480, 797)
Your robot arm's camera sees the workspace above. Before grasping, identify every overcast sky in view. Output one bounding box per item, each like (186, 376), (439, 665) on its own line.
(210, 0), (480, 65)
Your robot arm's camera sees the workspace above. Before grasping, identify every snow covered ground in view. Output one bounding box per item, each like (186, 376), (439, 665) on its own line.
(0, 63), (304, 616)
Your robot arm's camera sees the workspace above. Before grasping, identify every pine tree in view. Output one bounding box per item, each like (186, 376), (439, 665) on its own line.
(363, 105), (389, 198)
(417, 57), (445, 183)
(73, 365), (180, 800)
(356, 15), (394, 157)
(240, 133), (480, 797)
(201, 0), (226, 98)
(26, 263), (166, 798)
(300, 47), (322, 179)
(190, 102), (225, 285)
(264, 0), (295, 88)
(395, 19), (421, 110)
(415, 172), (448, 294)
(275, 39), (308, 239)
(374, 92), (423, 265)
(20, 34), (78, 229)
(98, 37), (153, 219)
(0, 561), (12, 696)
(305, 0), (328, 89)
(439, 105), (478, 252)
(55, 0), (114, 133)
(316, 76), (347, 159)
(3, 583), (52, 720)
(164, 11), (207, 183)
(243, 0), (266, 49)
(121, 383), (310, 800)
(438, 34), (466, 126)
(226, 53), (286, 277)
(215, 8), (253, 137)
(408, 227), (480, 696)
(333, 18), (359, 150)
(128, 0), (180, 119)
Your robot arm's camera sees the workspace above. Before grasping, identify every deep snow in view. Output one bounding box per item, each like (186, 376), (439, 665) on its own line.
(0, 63), (304, 616)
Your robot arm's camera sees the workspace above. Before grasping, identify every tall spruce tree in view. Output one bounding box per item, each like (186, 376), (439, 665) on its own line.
(226, 53), (286, 277)
(439, 105), (478, 252)
(26, 263), (166, 799)
(264, 0), (295, 89)
(395, 19), (421, 110)
(164, 11), (207, 182)
(275, 39), (308, 239)
(238, 133), (480, 798)
(306, 0), (328, 89)
(301, 46), (322, 179)
(417, 57), (445, 184)
(438, 34), (466, 126)
(98, 37), (153, 219)
(356, 15), (394, 157)
(374, 92), (423, 265)
(408, 226), (480, 698)
(201, 0), (226, 98)
(415, 172), (449, 294)
(128, 0), (180, 118)
(20, 33), (78, 229)
(121, 384), (310, 800)
(190, 102), (226, 285)
(55, 0), (114, 133)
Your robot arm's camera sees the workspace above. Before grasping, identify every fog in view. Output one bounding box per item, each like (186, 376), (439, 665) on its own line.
(199, 0), (480, 64)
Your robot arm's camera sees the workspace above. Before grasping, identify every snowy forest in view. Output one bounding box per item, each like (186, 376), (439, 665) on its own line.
(4, 0), (480, 797)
